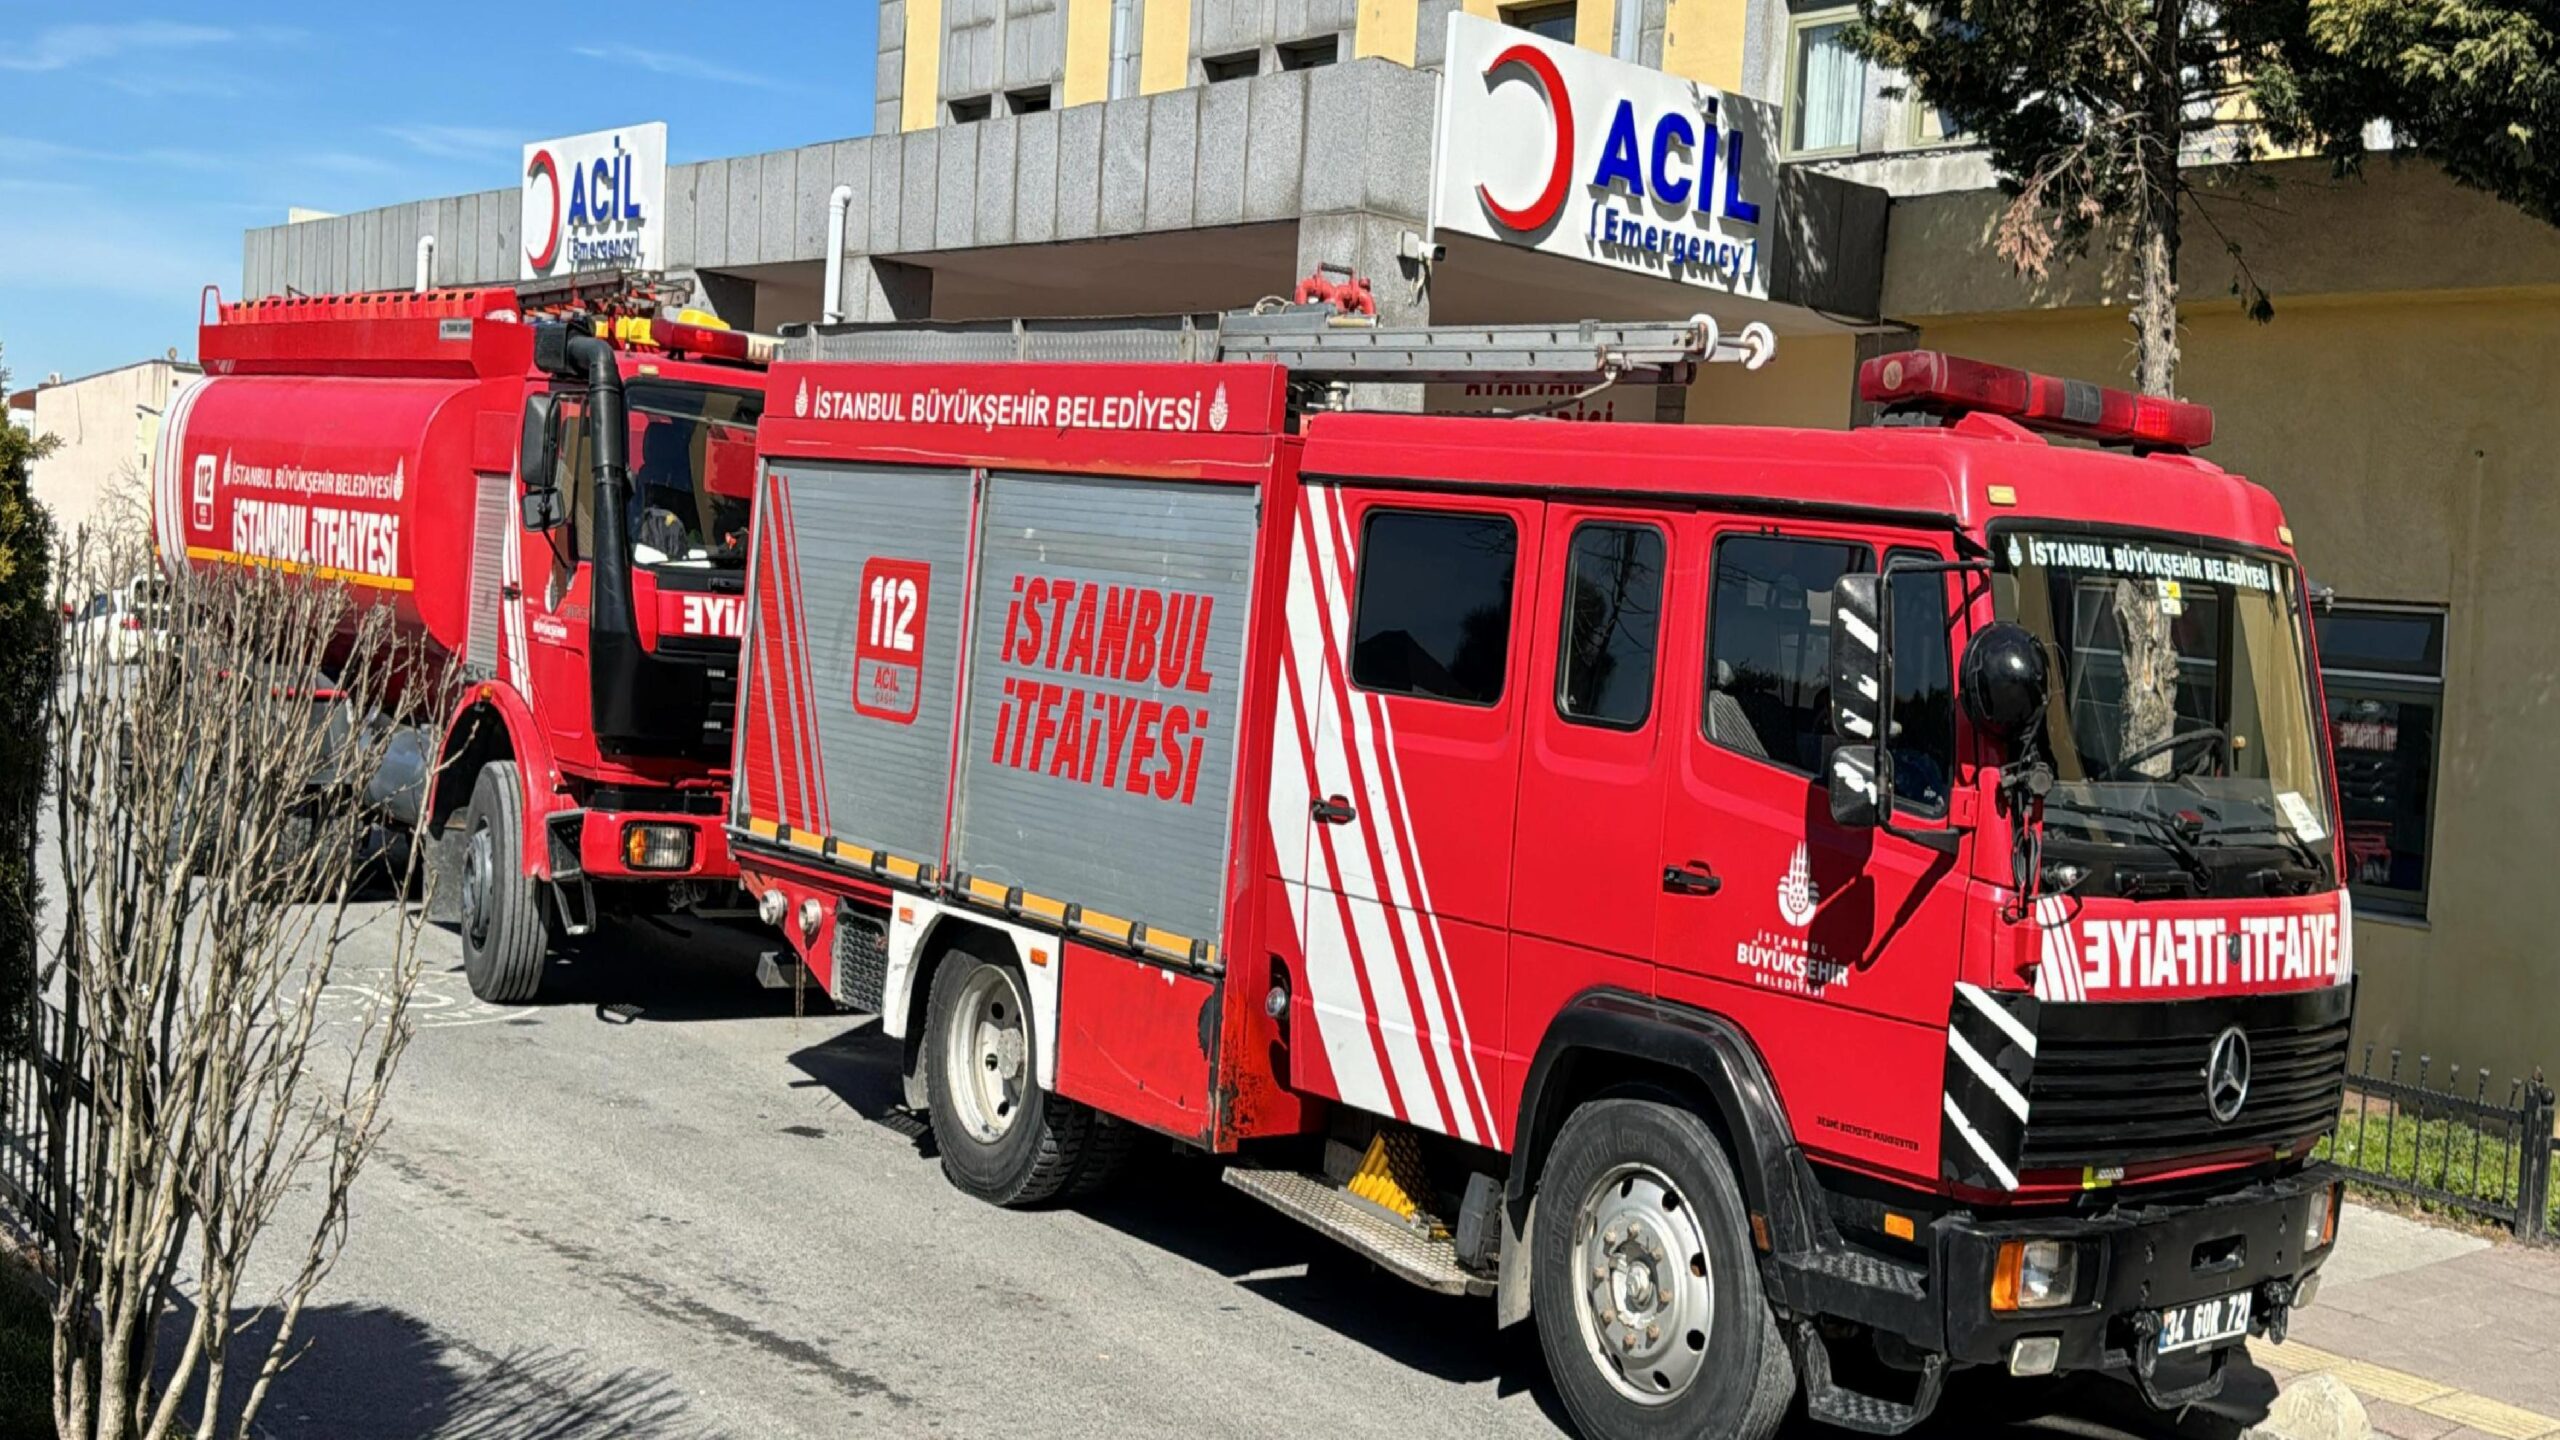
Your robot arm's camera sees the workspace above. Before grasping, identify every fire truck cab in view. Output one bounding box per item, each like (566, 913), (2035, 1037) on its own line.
(163, 276), (772, 1001)
(730, 310), (2350, 1440)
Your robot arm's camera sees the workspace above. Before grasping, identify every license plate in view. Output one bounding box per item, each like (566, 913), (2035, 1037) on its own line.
(2155, 1290), (2253, 1354)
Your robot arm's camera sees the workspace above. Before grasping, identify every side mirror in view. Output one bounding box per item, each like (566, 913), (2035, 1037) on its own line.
(520, 489), (565, 532)
(520, 394), (558, 493)
(1960, 621), (2049, 741)
(1826, 573), (1885, 828)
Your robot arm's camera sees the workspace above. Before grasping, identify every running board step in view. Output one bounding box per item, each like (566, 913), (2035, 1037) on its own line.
(1791, 1319), (1945, 1435)
(1222, 1167), (1495, 1297)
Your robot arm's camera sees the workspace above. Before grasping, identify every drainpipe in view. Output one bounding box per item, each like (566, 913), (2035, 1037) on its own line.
(822, 185), (856, 323)
(414, 235), (436, 293)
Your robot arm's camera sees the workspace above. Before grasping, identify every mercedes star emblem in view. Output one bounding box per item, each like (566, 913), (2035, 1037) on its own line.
(2206, 1026), (2252, 1124)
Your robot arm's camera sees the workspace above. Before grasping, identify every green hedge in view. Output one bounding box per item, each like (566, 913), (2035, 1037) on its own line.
(0, 345), (55, 1047)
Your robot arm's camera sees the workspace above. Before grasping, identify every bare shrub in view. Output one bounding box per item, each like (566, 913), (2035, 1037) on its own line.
(39, 520), (454, 1440)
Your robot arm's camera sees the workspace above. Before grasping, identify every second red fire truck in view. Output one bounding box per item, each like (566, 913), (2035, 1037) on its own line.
(156, 276), (771, 1001)
(720, 308), (2348, 1439)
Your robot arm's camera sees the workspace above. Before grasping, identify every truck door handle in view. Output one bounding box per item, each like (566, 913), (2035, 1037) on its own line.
(1311, 796), (1358, 826)
(1662, 862), (1722, 896)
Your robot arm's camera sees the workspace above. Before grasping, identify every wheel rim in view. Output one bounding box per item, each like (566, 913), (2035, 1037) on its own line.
(942, 965), (1029, 1144)
(461, 820), (493, 951)
(1571, 1162), (1716, 1405)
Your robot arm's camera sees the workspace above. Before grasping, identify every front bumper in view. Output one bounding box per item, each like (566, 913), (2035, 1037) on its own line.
(1936, 1165), (2338, 1399)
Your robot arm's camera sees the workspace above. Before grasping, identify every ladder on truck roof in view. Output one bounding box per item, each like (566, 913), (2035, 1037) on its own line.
(783, 305), (1778, 392)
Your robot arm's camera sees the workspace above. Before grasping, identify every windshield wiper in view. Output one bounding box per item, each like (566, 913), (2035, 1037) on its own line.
(2044, 796), (2216, 892)
(2198, 820), (2328, 876)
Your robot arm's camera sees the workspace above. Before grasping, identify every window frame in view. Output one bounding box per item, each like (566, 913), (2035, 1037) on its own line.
(1781, 5), (1870, 160)
(1348, 505), (1521, 710)
(1554, 519), (1669, 732)
(2318, 600), (2447, 922)
(1500, 1), (1581, 44)
(1700, 529), (1874, 778)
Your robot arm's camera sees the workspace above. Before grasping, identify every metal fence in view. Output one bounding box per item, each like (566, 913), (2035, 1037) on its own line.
(0, 997), (87, 1240)
(2323, 1046), (2557, 1242)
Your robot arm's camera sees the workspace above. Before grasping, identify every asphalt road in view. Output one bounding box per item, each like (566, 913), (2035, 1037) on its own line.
(240, 898), (2268, 1440)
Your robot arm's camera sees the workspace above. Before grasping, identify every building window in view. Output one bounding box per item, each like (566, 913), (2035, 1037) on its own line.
(2317, 603), (2446, 919)
(1705, 534), (1867, 775)
(1903, 95), (1965, 149)
(1784, 8), (1869, 156)
(1351, 509), (1518, 706)
(1006, 86), (1052, 115)
(1502, 2), (1579, 43)
(949, 95), (994, 124)
(1557, 522), (1666, 729)
(1277, 35), (1340, 70)
(1202, 50), (1260, 82)
(1108, 0), (1141, 100)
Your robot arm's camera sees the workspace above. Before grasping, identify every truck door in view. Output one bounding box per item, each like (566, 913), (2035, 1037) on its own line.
(523, 392), (598, 754)
(1652, 516), (1968, 1175)
(1507, 504), (1675, 1087)
(1284, 481), (1538, 1149)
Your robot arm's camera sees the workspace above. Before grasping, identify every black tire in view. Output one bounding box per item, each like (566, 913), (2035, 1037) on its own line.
(1068, 1112), (1146, 1198)
(923, 946), (1091, 1207)
(1532, 1098), (1797, 1440)
(458, 761), (553, 1004)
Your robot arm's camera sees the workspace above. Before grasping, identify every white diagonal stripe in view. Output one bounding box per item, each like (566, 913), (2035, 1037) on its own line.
(1956, 981), (2038, 1058)
(1948, 1029), (2030, 1121)
(1944, 1093), (2020, 1191)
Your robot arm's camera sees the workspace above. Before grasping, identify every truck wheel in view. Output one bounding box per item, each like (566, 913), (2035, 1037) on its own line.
(458, 762), (552, 1004)
(1532, 1098), (1796, 1440)
(924, 946), (1090, 1207)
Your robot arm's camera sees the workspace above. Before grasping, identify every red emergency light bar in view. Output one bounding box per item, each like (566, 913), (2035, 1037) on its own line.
(1858, 350), (2214, 451)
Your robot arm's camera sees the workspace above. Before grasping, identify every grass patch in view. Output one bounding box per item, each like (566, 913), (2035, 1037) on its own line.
(0, 1249), (50, 1440)
(2317, 1108), (2560, 1230)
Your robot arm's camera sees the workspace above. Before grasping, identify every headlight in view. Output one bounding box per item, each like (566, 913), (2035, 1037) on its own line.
(623, 822), (695, 871)
(1993, 1239), (2080, 1312)
(2304, 1183), (2341, 1255)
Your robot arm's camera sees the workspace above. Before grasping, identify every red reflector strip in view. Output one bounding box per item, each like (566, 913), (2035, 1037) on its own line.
(1859, 350), (2213, 450)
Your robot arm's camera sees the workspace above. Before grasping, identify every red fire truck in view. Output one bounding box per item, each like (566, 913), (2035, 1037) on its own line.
(731, 310), (2351, 1439)
(156, 276), (770, 1001)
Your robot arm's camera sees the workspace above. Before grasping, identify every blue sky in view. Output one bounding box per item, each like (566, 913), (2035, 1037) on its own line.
(1, 4), (880, 388)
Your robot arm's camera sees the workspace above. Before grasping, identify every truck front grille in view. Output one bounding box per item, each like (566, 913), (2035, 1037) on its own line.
(2020, 986), (2353, 1171)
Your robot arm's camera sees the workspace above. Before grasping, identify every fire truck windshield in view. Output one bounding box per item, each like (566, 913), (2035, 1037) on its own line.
(556, 381), (761, 571)
(1990, 527), (2334, 893)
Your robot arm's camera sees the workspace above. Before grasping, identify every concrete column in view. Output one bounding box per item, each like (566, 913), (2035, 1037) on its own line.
(842, 255), (936, 323)
(1294, 210), (1430, 411)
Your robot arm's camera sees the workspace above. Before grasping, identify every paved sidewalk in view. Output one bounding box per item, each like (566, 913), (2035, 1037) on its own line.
(2251, 1204), (2560, 1440)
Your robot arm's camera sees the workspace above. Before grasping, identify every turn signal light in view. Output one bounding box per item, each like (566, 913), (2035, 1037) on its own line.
(623, 822), (695, 872)
(1991, 1239), (2079, 1312)
(1860, 350), (2215, 451)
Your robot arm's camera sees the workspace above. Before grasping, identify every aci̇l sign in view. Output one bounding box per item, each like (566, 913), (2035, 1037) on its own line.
(1429, 14), (1776, 299)
(521, 122), (668, 280)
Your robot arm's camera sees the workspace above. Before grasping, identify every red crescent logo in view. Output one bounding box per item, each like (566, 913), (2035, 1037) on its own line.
(1477, 43), (1575, 233)
(525, 149), (561, 271)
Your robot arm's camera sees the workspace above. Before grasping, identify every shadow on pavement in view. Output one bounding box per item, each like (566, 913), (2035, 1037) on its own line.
(168, 1301), (712, 1440)
(418, 911), (824, 1026)
(784, 1018), (937, 1156)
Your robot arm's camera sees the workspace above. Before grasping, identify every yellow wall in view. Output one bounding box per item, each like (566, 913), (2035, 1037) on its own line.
(1662, 0), (1747, 89)
(1140, 0), (1193, 95)
(1574, 0), (1618, 53)
(1357, 0), (1421, 63)
(901, 0), (945, 132)
(1912, 294), (2560, 1084)
(1063, 0), (1112, 107)
(1684, 332), (1856, 429)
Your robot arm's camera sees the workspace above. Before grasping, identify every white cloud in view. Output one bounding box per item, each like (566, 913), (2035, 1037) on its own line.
(382, 124), (524, 162)
(569, 43), (793, 92)
(0, 21), (236, 73)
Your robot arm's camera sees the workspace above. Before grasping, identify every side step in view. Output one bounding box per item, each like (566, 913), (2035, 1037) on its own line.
(1222, 1167), (1495, 1298)
(1791, 1320), (1945, 1435)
